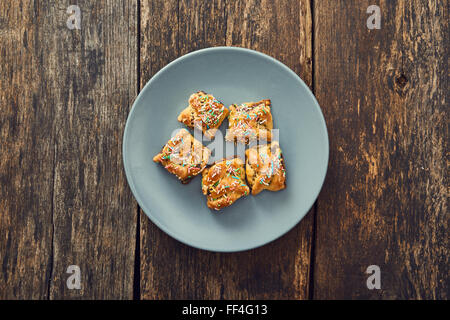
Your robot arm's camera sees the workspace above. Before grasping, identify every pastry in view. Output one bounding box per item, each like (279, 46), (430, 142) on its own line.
(153, 129), (211, 183)
(201, 157), (250, 210)
(178, 91), (229, 139)
(225, 99), (273, 144)
(245, 141), (286, 195)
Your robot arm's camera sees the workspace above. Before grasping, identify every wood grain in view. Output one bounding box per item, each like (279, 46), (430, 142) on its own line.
(0, 0), (55, 299)
(313, 0), (448, 299)
(0, 0), (138, 299)
(1, 0), (447, 300)
(47, 1), (138, 299)
(139, 0), (314, 299)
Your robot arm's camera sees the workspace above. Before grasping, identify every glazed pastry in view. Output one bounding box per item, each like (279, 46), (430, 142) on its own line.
(178, 91), (229, 139)
(245, 141), (286, 195)
(225, 99), (273, 144)
(201, 158), (250, 210)
(153, 129), (211, 183)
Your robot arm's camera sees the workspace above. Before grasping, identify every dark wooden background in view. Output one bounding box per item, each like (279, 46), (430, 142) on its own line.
(0, 0), (447, 299)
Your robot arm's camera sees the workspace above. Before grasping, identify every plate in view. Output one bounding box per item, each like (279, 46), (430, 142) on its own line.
(123, 47), (328, 252)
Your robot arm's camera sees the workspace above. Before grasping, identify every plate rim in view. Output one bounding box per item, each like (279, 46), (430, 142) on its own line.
(123, 46), (329, 252)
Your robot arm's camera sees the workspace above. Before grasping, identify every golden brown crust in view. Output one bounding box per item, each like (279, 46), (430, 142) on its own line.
(177, 91), (229, 139)
(153, 129), (211, 183)
(225, 99), (273, 144)
(201, 158), (250, 210)
(245, 141), (286, 195)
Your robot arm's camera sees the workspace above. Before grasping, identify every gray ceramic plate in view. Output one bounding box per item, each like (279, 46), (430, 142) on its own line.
(123, 47), (328, 252)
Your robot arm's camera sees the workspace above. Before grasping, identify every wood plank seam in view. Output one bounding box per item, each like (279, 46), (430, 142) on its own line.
(46, 142), (58, 300)
(133, 0), (142, 301)
(307, 0), (317, 300)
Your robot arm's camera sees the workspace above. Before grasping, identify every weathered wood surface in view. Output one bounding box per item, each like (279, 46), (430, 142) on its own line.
(0, 1), (138, 299)
(313, 0), (448, 299)
(0, 0), (55, 299)
(139, 0), (314, 299)
(48, 0), (138, 300)
(0, 0), (447, 300)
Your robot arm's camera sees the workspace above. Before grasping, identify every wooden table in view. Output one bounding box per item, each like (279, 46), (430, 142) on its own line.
(0, 1), (447, 300)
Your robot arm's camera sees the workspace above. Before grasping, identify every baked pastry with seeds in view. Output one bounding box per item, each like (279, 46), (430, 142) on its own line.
(225, 99), (273, 144)
(245, 141), (286, 195)
(178, 91), (229, 139)
(201, 157), (250, 210)
(153, 129), (211, 183)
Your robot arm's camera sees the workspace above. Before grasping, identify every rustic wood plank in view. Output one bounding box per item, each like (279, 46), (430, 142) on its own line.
(313, 0), (448, 299)
(43, 1), (138, 299)
(140, 0), (313, 299)
(0, 0), (55, 299)
(226, 0), (313, 87)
